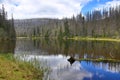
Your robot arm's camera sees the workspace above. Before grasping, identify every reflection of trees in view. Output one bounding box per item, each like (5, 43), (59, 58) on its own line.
(15, 39), (35, 52)
(83, 61), (120, 73)
(67, 56), (120, 72)
(63, 40), (71, 56)
(108, 63), (120, 72)
(38, 39), (120, 59)
(16, 39), (120, 59)
(0, 40), (16, 53)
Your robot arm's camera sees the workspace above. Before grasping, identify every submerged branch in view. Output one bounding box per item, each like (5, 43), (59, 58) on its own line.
(76, 58), (120, 63)
(68, 57), (120, 64)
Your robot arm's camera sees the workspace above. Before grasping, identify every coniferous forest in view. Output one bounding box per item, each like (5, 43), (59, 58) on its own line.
(0, 5), (16, 40)
(1, 2), (120, 80)
(15, 5), (120, 39)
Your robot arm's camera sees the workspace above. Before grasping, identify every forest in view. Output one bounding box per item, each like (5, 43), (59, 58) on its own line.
(1, 5), (120, 39)
(0, 3), (120, 80)
(0, 5), (16, 40)
(15, 5), (120, 39)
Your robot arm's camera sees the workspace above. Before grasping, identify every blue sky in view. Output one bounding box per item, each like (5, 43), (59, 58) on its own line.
(82, 0), (112, 14)
(0, 0), (120, 19)
(81, 0), (120, 15)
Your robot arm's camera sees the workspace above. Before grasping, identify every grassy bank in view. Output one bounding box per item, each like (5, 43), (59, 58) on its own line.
(0, 54), (43, 80)
(17, 36), (120, 42)
(16, 36), (57, 40)
(16, 37), (30, 39)
(69, 37), (120, 42)
(76, 58), (120, 63)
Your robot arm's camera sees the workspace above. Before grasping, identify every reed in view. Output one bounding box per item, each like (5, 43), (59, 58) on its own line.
(0, 53), (44, 80)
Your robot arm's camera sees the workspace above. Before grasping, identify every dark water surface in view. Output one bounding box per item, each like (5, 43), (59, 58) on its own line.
(0, 40), (16, 53)
(14, 39), (120, 80)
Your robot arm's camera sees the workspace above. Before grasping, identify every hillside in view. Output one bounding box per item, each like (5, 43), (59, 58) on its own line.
(14, 5), (120, 39)
(14, 18), (61, 37)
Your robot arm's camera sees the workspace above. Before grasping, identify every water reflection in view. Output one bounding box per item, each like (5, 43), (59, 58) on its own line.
(81, 61), (120, 80)
(67, 57), (120, 80)
(0, 40), (16, 53)
(16, 39), (120, 59)
(15, 39), (120, 80)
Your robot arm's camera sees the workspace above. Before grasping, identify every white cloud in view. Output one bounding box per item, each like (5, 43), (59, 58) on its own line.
(94, 0), (120, 10)
(97, 0), (100, 2)
(0, 0), (91, 19)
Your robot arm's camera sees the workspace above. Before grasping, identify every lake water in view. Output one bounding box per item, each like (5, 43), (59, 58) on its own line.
(1, 39), (120, 80)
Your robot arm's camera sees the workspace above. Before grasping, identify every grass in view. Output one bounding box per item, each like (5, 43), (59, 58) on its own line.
(16, 37), (30, 39)
(16, 36), (58, 40)
(0, 53), (43, 80)
(69, 37), (120, 42)
(17, 36), (120, 42)
(76, 58), (120, 63)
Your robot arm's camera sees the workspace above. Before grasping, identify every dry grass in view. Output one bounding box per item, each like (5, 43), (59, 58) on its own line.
(0, 54), (43, 80)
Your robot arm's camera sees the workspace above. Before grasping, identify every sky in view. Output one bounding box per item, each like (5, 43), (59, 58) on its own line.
(0, 0), (120, 19)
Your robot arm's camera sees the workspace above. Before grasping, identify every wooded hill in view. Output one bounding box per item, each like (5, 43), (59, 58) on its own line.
(14, 18), (60, 37)
(0, 5), (16, 40)
(14, 5), (120, 39)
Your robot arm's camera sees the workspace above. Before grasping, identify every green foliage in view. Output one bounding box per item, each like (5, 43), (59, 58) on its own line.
(0, 5), (16, 40)
(63, 20), (70, 37)
(58, 27), (64, 39)
(45, 29), (51, 37)
(0, 28), (6, 37)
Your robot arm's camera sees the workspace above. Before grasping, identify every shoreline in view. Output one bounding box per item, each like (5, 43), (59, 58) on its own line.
(68, 37), (120, 42)
(16, 36), (120, 42)
(0, 54), (43, 80)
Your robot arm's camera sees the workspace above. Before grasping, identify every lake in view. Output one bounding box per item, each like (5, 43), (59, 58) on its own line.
(1, 39), (120, 80)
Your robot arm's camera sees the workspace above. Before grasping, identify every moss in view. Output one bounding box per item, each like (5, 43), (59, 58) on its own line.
(0, 54), (43, 80)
